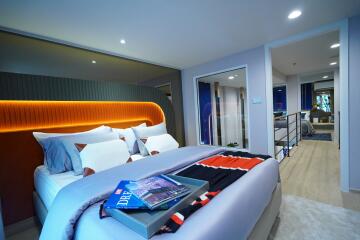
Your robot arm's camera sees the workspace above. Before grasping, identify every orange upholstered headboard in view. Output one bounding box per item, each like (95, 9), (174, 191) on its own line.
(0, 100), (165, 225)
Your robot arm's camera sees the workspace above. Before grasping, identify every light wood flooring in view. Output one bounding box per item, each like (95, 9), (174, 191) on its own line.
(280, 140), (360, 212)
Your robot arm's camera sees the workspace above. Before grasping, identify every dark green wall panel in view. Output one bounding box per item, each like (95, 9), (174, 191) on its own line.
(0, 71), (182, 145)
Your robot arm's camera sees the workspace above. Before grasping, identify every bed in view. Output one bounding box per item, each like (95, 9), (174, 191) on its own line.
(0, 101), (281, 240)
(274, 118), (315, 137)
(33, 154), (146, 224)
(35, 146), (280, 240)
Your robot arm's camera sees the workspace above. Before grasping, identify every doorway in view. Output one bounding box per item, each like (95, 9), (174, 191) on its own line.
(265, 20), (349, 192)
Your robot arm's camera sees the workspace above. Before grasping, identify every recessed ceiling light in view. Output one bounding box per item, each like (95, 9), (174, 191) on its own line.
(120, 39), (126, 44)
(228, 76), (234, 80)
(288, 10), (302, 19)
(322, 75), (328, 79)
(91, 60), (96, 64)
(330, 62), (337, 66)
(234, 74), (238, 77)
(330, 43), (340, 49)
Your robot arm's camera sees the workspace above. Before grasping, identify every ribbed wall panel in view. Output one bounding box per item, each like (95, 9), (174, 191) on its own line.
(0, 71), (180, 143)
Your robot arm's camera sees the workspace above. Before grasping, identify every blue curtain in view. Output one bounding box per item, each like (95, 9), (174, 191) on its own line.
(198, 82), (213, 144)
(301, 83), (313, 110)
(273, 86), (287, 112)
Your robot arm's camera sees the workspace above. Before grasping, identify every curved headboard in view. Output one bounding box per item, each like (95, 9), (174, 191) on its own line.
(0, 100), (165, 225)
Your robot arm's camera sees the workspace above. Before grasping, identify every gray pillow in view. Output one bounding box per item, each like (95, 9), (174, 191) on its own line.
(132, 122), (167, 156)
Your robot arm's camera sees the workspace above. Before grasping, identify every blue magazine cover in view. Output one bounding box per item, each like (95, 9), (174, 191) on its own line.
(125, 175), (191, 210)
(104, 180), (181, 210)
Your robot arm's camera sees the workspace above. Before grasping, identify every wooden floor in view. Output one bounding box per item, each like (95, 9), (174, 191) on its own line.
(280, 140), (360, 212)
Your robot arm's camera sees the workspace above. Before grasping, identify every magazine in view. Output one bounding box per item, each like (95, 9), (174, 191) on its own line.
(125, 175), (191, 210)
(104, 180), (182, 210)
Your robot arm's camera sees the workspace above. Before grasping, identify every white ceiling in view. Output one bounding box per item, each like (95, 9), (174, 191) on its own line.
(1, 1), (360, 69)
(198, 68), (246, 88)
(300, 71), (335, 83)
(272, 31), (339, 75)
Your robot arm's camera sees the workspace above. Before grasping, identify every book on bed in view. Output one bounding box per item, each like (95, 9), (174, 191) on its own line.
(125, 175), (191, 210)
(104, 180), (182, 210)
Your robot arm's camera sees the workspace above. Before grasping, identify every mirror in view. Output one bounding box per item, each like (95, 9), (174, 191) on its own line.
(196, 67), (248, 149)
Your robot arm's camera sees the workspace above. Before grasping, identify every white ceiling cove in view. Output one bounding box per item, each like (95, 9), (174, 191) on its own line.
(272, 31), (339, 75)
(0, 0), (360, 69)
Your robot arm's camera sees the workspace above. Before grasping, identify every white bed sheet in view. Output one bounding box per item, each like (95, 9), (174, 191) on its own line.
(34, 154), (146, 210)
(34, 166), (83, 210)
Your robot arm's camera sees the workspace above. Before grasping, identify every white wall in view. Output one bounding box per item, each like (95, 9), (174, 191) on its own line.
(349, 15), (360, 190)
(314, 80), (334, 90)
(286, 75), (300, 115)
(272, 68), (287, 85)
(182, 46), (268, 154)
(334, 69), (340, 145)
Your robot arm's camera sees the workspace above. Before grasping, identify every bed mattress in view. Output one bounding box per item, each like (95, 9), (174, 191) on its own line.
(34, 154), (145, 210)
(34, 166), (83, 210)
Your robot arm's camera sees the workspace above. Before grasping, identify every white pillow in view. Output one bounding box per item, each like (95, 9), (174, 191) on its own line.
(79, 139), (130, 176)
(33, 125), (111, 142)
(132, 122), (167, 156)
(112, 123), (146, 154)
(142, 134), (179, 156)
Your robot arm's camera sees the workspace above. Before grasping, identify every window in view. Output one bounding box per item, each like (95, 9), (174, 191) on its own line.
(196, 67), (248, 149)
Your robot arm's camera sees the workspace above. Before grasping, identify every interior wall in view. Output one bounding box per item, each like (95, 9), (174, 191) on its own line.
(0, 72), (179, 144)
(349, 14), (360, 190)
(137, 71), (185, 146)
(182, 46), (268, 154)
(272, 68), (287, 85)
(0, 31), (185, 145)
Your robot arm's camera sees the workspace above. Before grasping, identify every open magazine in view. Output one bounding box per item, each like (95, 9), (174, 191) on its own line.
(104, 180), (182, 210)
(125, 175), (191, 210)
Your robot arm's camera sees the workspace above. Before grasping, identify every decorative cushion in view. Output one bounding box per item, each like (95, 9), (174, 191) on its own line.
(39, 138), (73, 174)
(132, 122), (167, 156)
(78, 139), (130, 177)
(142, 134), (179, 156)
(39, 132), (119, 175)
(112, 123), (146, 154)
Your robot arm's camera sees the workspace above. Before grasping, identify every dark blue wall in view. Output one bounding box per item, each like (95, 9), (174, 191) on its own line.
(301, 83), (313, 110)
(198, 82), (213, 144)
(273, 86), (287, 112)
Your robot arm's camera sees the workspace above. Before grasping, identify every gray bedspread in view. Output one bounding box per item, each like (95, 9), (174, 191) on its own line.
(274, 119), (314, 136)
(40, 146), (279, 240)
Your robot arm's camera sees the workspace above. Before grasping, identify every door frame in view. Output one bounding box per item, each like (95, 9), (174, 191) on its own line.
(192, 65), (251, 150)
(264, 19), (350, 192)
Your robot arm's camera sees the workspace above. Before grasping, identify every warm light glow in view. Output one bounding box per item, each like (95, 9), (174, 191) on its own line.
(330, 62), (337, 66)
(288, 10), (302, 19)
(0, 100), (165, 133)
(330, 43), (340, 49)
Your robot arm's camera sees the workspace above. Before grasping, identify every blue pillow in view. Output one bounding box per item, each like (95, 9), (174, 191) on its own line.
(40, 132), (119, 175)
(41, 138), (73, 174)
